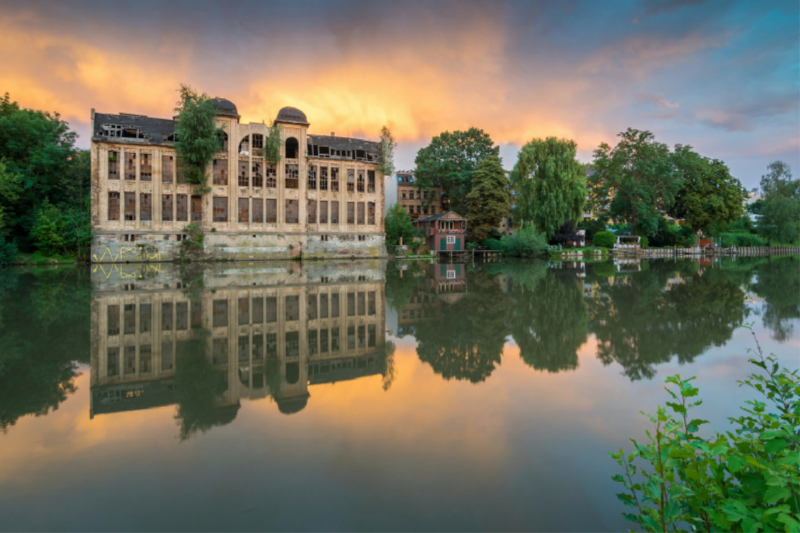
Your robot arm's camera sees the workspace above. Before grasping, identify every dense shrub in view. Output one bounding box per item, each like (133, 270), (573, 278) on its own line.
(580, 219), (607, 241)
(720, 232), (766, 248)
(593, 231), (617, 248)
(639, 236), (649, 248)
(500, 225), (547, 257)
(549, 221), (582, 246)
(0, 236), (17, 265)
(611, 332), (799, 532)
(482, 238), (502, 251)
(649, 219), (699, 248)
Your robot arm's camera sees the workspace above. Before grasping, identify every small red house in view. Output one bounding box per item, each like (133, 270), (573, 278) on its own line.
(415, 211), (468, 252)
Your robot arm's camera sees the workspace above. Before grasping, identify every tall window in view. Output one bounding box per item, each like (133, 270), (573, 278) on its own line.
(285, 164), (299, 189)
(140, 154), (152, 182)
(125, 152), (136, 181)
(176, 194), (188, 222)
(331, 201), (339, 224)
(307, 200), (317, 224)
(331, 168), (339, 192)
(124, 192), (136, 221)
(320, 201), (328, 224)
(320, 167), (328, 191)
(357, 202), (365, 225)
(285, 137), (299, 159)
(357, 170), (364, 192)
(238, 161), (249, 187)
(308, 165), (317, 190)
(266, 163), (277, 188)
(213, 197), (228, 222)
(238, 198), (249, 223)
(176, 157), (187, 184)
(252, 133), (264, 149)
(252, 199), (263, 223)
(367, 170), (375, 193)
(108, 192), (120, 220)
(347, 169), (355, 192)
(266, 199), (277, 223)
(162, 195), (173, 221)
(368, 202), (375, 225)
(140, 193), (152, 221)
(285, 200), (298, 224)
(213, 159), (228, 185)
(253, 162), (263, 188)
(162, 155), (173, 184)
(191, 196), (202, 222)
(108, 151), (119, 180)
(347, 202), (355, 224)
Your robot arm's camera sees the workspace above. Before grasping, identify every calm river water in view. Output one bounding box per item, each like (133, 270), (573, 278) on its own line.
(0, 257), (798, 531)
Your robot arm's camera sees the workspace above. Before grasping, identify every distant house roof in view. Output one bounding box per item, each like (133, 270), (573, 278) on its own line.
(415, 211), (467, 223)
(275, 106), (310, 126)
(307, 134), (381, 157)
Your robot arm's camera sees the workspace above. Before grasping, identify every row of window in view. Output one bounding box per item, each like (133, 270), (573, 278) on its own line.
(404, 204), (436, 215)
(106, 292), (377, 335)
(401, 189), (433, 200)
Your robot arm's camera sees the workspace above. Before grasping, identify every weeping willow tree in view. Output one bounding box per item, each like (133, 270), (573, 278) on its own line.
(511, 137), (586, 239)
(173, 84), (225, 195)
(262, 121), (282, 164)
(379, 126), (396, 178)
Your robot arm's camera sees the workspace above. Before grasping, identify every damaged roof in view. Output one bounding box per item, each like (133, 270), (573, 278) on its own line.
(93, 112), (176, 144)
(308, 134), (381, 156)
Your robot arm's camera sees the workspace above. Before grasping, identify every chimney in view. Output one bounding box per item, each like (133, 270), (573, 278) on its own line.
(331, 132), (335, 136)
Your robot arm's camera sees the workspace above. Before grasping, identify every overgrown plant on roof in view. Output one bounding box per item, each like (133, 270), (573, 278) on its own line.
(379, 126), (396, 178)
(173, 84), (225, 195)
(262, 121), (282, 164)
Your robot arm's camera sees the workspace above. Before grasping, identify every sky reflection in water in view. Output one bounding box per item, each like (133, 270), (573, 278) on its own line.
(0, 257), (797, 531)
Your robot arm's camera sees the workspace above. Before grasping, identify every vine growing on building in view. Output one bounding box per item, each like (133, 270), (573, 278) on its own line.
(173, 84), (225, 195)
(262, 121), (282, 164)
(379, 125), (396, 178)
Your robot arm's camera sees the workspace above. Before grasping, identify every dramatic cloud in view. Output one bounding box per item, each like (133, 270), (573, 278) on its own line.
(0, 0), (796, 187)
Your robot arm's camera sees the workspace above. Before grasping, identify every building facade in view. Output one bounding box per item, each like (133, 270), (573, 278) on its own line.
(396, 170), (448, 221)
(415, 211), (467, 251)
(90, 100), (387, 262)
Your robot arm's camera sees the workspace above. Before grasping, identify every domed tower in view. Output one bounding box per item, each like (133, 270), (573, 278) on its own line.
(274, 106), (309, 160)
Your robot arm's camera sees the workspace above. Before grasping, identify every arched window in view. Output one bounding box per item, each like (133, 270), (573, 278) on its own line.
(216, 131), (228, 152)
(285, 137), (299, 159)
(285, 362), (300, 385)
(238, 135), (250, 155)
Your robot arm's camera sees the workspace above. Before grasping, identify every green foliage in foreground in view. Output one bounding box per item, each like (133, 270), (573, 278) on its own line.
(611, 329), (799, 532)
(593, 230), (616, 248)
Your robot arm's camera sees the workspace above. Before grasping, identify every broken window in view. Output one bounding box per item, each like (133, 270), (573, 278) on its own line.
(347, 169), (355, 192)
(307, 294), (317, 320)
(253, 162), (263, 188)
(347, 292), (356, 317)
(252, 133), (263, 149)
(141, 153), (152, 181)
(368, 170), (375, 193)
(266, 297), (277, 323)
(252, 198), (263, 223)
(368, 202), (375, 225)
(358, 325), (366, 348)
(162, 302), (173, 331)
(402, 191), (407, 200)
(320, 167), (328, 191)
(308, 329), (317, 355)
(176, 158), (187, 184)
(107, 305), (120, 335)
(216, 131), (228, 152)
(331, 201), (339, 224)
(331, 293), (340, 318)
(357, 170), (364, 192)
(308, 165), (317, 190)
(140, 303), (152, 333)
(285, 199), (298, 224)
(307, 200), (317, 224)
(285, 137), (299, 159)
(238, 135), (250, 156)
(266, 199), (277, 223)
(108, 192), (120, 221)
(357, 292), (366, 315)
(331, 328), (340, 351)
(320, 201), (328, 224)
(124, 192), (136, 221)
(285, 164), (298, 189)
(124, 346), (136, 375)
(213, 197), (228, 222)
(176, 302), (188, 330)
(162, 195), (173, 221)
(213, 159), (228, 185)
(252, 297), (264, 323)
(162, 155), (173, 184)
(347, 202), (355, 224)
(265, 163), (277, 188)
(191, 301), (203, 329)
(356, 149), (366, 160)
(108, 151), (119, 180)
(238, 161), (249, 187)
(191, 196), (202, 222)
(176, 194), (188, 222)
(368, 291), (376, 315)
(107, 347), (119, 376)
(212, 338), (227, 364)
(238, 297), (250, 325)
(124, 304), (136, 334)
(125, 152), (136, 181)
(238, 198), (249, 223)
(212, 300), (228, 327)
(319, 294), (329, 319)
(286, 332), (299, 359)
(162, 341), (173, 370)
(357, 202), (365, 225)
(331, 167), (340, 192)
(140, 193), (152, 221)
(320, 329), (328, 353)
(285, 295), (299, 321)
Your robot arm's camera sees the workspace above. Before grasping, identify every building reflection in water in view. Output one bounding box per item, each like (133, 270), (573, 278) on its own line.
(90, 261), (387, 433)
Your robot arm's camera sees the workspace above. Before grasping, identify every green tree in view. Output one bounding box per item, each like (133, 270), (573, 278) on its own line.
(384, 204), (419, 247)
(511, 137), (586, 238)
(757, 161), (800, 246)
(379, 125), (397, 178)
(261, 121), (282, 164)
(173, 84), (225, 194)
(590, 129), (679, 236)
(669, 146), (746, 234)
(465, 154), (511, 242)
(414, 128), (499, 214)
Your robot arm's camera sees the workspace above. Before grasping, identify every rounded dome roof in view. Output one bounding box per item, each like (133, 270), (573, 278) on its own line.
(275, 106), (309, 126)
(276, 396), (308, 415)
(211, 97), (239, 118)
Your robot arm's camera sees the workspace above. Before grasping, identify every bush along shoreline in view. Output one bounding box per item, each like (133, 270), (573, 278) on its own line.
(610, 326), (799, 532)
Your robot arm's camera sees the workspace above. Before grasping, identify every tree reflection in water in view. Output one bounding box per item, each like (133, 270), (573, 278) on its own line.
(749, 256), (800, 341)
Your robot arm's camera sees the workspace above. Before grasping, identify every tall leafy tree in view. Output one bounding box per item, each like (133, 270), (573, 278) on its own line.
(384, 204), (419, 247)
(414, 128), (499, 214)
(173, 84), (225, 194)
(589, 128), (679, 236)
(465, 154), (511, 242)
(757, 161), (800, 246)
(511, 137), (586, 238)
(669, 146), (746, 234)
